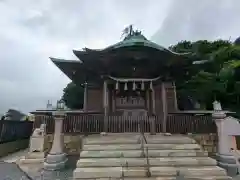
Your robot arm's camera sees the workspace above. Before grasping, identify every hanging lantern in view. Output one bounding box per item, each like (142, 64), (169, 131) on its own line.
(141, 81), (145, 90)
(115, 81), (119, 90)
(133, 81), (136, 91)
(124, 82), (128, 90)
(150, 81), (153, 90)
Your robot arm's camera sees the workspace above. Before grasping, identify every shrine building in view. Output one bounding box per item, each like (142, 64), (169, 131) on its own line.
(51, 29), (190, 119)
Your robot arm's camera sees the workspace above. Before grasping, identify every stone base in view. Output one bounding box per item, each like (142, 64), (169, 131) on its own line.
(29, 136), (47, 153)
(17, 152), (45, 165)
(216, 153), (239, 176)
(19, 158), (44, 164)
(44, 152), (67, 170)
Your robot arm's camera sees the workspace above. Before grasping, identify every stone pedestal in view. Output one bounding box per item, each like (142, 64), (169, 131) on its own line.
(44, 111), (67, 170)
(213, 111), (238, 176)
(30, 124), (47, 153)
(18, 124), (47, 165)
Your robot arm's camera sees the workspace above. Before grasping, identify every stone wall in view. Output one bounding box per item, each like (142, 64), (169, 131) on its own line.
(44, 134), (83, 155)
(0, 139), (29, 158)
(190, 133), (217, 157)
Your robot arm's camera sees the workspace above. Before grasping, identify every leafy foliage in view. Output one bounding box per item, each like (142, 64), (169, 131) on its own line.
(174, 40), (240, 109)
(62, 82), (84, 109)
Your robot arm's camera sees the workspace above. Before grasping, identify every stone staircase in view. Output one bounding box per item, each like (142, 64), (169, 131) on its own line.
(73, 133), (231, 180)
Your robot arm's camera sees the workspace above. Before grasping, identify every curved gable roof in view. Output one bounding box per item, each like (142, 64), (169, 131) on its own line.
(73, 33), (190, 60)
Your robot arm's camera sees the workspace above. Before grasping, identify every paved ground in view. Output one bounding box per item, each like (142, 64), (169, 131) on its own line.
(0, 157), (78, 180)
(0, 161), (32, 180)
(25, 155), (79, 180)
(0, 148), (28, 163)
(0, 149), (79, 180)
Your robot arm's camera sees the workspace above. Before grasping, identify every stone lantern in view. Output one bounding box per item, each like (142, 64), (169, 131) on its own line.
(44, 100), (68, 170)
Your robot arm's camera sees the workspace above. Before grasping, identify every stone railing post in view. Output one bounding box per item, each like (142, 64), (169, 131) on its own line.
(44, 111), (67, 170)
(212, 101), (238, 176)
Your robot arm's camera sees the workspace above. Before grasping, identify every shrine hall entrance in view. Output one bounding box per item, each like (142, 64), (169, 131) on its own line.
(115, 88), (147, 115)
(107, 77), (158, 116)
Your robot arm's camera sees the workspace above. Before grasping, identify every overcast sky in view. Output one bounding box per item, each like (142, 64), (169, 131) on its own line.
(0, 0), (240, 113)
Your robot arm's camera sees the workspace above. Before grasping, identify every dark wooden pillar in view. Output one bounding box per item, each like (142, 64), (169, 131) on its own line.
(83, 83), (88, 112)
(161, 82), (167, 132)
(103, 81), (108, 132)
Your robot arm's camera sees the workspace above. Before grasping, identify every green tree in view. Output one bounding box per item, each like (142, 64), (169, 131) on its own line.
(62, 82), (84, 109)
(173, 39), (240, 109)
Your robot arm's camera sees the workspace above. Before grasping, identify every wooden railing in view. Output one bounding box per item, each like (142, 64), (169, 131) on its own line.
(166, 114), (216, 133)
(34, 115), (54, 133)
(0, 120), (33, 144)
(33, 113), (216, 134)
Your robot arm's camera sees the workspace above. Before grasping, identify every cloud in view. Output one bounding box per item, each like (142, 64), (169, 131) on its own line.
(0, 0), (171, 113)
(152, 0), (240, 46)
(1, 0), (239, 113)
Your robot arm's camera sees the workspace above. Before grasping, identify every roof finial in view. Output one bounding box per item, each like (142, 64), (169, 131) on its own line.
(121, 25), (143, 39)
(121, 24), (133, 39)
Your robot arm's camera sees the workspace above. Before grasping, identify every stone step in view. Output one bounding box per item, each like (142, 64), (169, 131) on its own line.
(150, 166), (227, 176)
(77, 157), (217, 167)
(80, 149), (208, 158)
(84, 138), (140, 145)
(83, 143), (201, 151)
(73, 166), (227, 179)
(84, 134), (195, 145)
(144, 136), (196, 144)
(74, 177), (232, 180)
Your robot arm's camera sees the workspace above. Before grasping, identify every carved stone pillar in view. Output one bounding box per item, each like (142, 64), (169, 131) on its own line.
(44, 111), (67, 170)
(213, 109), (238, 175)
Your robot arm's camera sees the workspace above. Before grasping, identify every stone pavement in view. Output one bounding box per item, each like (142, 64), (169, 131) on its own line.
(0, 148), (28, 163)
(0, 161), (31, 180)
(22, 155), (79, 180)
(0, 148), (78, 180)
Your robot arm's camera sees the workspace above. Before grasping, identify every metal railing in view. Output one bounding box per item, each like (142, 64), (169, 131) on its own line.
(175, 170), (185, 180)
(138, 123), (151, 177)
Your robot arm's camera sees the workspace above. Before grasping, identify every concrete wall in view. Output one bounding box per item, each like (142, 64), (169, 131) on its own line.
(0, 139), (30, 158)
(44, 134), (83, 155)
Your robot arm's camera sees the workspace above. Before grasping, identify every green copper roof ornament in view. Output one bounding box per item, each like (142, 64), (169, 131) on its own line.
(121, 24), (133, 39)
(121, 24), (146, 40)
